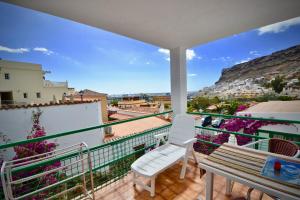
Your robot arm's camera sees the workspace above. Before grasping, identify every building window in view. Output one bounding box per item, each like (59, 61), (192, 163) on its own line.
(23, 93), (28, 98)
(4, 73), (10, 80)
(36, 92), (41, 98)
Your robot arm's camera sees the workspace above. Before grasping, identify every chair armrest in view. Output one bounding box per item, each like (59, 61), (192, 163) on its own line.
(154, 132), (169, 139)
(183, 138), (197, 146)
(243, 139), (269, 147)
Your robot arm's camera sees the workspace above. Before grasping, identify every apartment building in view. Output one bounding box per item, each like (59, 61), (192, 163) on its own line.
(0, 59), (71, 105)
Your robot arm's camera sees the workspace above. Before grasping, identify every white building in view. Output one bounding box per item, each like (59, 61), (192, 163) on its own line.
(0, 101), (104, 160)
(237, 101), (300, 140)
(0, 59), (72, 105)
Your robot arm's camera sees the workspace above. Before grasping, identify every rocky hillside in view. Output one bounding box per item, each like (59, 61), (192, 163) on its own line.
(216, 45), (300, 84)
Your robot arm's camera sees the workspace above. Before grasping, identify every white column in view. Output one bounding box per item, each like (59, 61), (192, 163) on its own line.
(170, 47), (187, 115)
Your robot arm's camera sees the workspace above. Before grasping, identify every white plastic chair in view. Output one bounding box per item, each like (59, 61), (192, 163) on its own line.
(131, 114), (197, 197)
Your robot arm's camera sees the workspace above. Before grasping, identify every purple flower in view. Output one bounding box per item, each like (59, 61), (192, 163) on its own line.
(12, 109), (60, 199)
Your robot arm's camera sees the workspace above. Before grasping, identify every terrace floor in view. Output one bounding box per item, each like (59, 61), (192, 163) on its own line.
(95, 154), (272, 200)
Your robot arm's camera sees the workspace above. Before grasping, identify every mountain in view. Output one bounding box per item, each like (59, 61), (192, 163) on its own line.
(216, 45), (300, 85)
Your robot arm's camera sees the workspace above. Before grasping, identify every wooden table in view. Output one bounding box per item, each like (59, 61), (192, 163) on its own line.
(198, 143), (300, 200)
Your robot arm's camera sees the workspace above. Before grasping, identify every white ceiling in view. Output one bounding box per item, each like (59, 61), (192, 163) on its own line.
(3, 0), (300, 49)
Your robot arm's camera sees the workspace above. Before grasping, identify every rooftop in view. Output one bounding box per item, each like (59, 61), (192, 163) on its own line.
(240, 100), (300, 113)
(0, 59), (42, 71)
(73, 89), (107, 97)
(106, 116), (170, 141)
(0, 100), (99, 110)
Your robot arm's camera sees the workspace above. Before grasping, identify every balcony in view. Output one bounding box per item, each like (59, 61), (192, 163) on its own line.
(1, 1), (300, 200)
(0, 112), (299, 200)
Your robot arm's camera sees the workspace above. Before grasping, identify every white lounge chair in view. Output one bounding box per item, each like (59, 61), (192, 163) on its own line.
(131, 114), (197, 197)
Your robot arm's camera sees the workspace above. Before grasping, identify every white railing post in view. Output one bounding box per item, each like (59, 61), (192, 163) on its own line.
(170, 47), (187, 115)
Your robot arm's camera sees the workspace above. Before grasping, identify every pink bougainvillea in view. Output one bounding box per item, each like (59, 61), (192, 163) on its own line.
(12, 108), (60, 199)
(194, 104), (285, 154)
(220, 113), (282, 146)
(235, 104), (249, 112)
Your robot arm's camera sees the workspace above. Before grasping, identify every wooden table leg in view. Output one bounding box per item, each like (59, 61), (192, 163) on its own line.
(206, 172), (214, 200)
(226, 178), (232, 195)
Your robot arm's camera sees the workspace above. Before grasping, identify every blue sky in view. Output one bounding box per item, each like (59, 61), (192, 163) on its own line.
(1, 2), (300, 94)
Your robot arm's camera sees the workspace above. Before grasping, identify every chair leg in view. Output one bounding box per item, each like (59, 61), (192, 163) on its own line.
(180, 154), (189, 179)
(192, 151), (198, 165)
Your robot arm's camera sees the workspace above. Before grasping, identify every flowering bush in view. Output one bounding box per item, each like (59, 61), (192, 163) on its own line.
(220, 105), (283, 145)
(235, 104), (249, 112)
(194, 104), (285, 154)
(12, 108), (60, 199)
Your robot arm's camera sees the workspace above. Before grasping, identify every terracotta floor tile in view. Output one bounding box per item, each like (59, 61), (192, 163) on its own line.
(159, 188), (177, 199)
(95, 153), (274, 200)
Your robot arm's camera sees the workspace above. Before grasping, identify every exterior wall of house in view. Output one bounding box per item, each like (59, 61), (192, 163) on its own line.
(0, 102), (103, 161)
(100, 96), (108, 122)
(0, 60), (69, 105)
(74, 96), (108, 122)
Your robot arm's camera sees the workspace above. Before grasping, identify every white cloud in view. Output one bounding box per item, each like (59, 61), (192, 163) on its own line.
(33, 47), (54, 55)
(235, 57), (251, 65)
(257, 17), (300, 35)
(249, 50), (260, 56)
(213, 56), (231, 62)
(188, 73), (197, 77)
(158, 48), (197, 61)
(0, 45), (29, 53)
(186, 49), (196, 60)
(158, 48), (169, 55)
(146, 61), (150, 65)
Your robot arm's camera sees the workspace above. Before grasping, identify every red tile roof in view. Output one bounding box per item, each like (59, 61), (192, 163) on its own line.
(0, 100), (99, 110)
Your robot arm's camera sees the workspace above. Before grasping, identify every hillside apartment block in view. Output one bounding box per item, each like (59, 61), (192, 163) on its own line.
(0, 59), (72, 105)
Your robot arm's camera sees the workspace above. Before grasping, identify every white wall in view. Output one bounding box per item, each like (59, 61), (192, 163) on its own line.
(0, 102), (103, 161)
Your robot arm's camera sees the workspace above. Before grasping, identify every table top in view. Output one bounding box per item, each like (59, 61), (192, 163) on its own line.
(199, 143), (300, 199)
